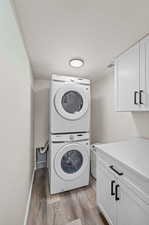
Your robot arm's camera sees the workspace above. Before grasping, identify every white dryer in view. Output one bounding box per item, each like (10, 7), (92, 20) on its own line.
(49, 74), (90, 133)
(48, 132), (90, 194)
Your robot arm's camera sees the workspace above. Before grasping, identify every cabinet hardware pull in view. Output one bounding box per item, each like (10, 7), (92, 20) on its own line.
(111, 180), (115, 196)
(139, 90), (143, 104)
(109, 165), (123, 176)
(134, 91), (138, 105)
(115, 184), (120, 201)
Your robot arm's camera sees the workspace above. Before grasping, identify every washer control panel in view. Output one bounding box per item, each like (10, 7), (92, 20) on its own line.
(69, 134), (75, 141)
(51, 132), (89, 142)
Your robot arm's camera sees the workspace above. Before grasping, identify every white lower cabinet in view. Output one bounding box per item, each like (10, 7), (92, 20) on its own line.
(97, 157), (149, 225)
(117, 179), (149, 225)
(97, 160), (117, 225)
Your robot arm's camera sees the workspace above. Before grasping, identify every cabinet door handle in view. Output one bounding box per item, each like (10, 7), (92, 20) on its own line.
(115, 184), (120, 201)
(139, 90), (143, 104)
(134, 91), (138, 105)
(109, 165), (123, 176)
(111, 180), (115, 196)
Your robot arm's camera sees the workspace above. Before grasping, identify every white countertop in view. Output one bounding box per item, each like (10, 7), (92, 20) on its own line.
(94, 138), (149, 181)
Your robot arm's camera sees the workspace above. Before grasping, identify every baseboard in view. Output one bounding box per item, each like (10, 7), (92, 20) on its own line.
(23, 168), (35, 225)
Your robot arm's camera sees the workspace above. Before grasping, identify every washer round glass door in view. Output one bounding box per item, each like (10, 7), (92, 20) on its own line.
(55, 143), (89, 180)
(54, 84), (88, 120)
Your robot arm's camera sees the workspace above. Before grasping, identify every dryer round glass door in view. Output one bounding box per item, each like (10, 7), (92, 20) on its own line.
(54, 84), (89, 120)
(62, 91), (83, 114)
(54, 143), (89, 180)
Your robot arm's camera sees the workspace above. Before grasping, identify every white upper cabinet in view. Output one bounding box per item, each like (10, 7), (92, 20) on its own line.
(115, 35), (149, 111)
(115, 43), (140, 111)
(140, 36), (149, 110)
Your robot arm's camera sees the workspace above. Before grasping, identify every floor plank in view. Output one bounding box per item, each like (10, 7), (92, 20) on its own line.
(27, 168), (109, 225)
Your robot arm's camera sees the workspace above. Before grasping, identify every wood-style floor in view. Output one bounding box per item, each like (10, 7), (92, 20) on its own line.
(27, 168), (109, 225)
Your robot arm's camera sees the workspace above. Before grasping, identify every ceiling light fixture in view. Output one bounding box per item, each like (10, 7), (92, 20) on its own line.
(69, 58), (84, 68)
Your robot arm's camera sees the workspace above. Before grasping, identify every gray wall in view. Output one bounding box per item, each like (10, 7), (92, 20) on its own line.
(91, 72), (149, 143)
(34, 80), (49, 161)
(0, 1), (34, 224)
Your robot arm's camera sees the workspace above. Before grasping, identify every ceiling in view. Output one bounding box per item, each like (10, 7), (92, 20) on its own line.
(14, 0), (149, 81)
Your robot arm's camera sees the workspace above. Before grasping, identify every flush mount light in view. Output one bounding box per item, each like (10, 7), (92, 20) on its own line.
(69, 58), (84, 68)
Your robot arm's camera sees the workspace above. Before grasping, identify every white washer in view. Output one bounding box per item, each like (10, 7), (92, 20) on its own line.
(48, 133), (90, 194)
(49, 74), (90, 133)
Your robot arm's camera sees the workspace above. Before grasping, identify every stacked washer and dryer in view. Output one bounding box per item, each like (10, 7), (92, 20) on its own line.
(48, 74), (90, 194)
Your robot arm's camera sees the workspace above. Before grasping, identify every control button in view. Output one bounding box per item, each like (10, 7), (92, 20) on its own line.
(69, 135), (74, 141)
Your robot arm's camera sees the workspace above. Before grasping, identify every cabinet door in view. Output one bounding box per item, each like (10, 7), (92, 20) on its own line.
(117, 179), (149, 225)
(140, 35), (149, 110)
(97, 160), (117, 225)
(115, 43), (140, 111)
